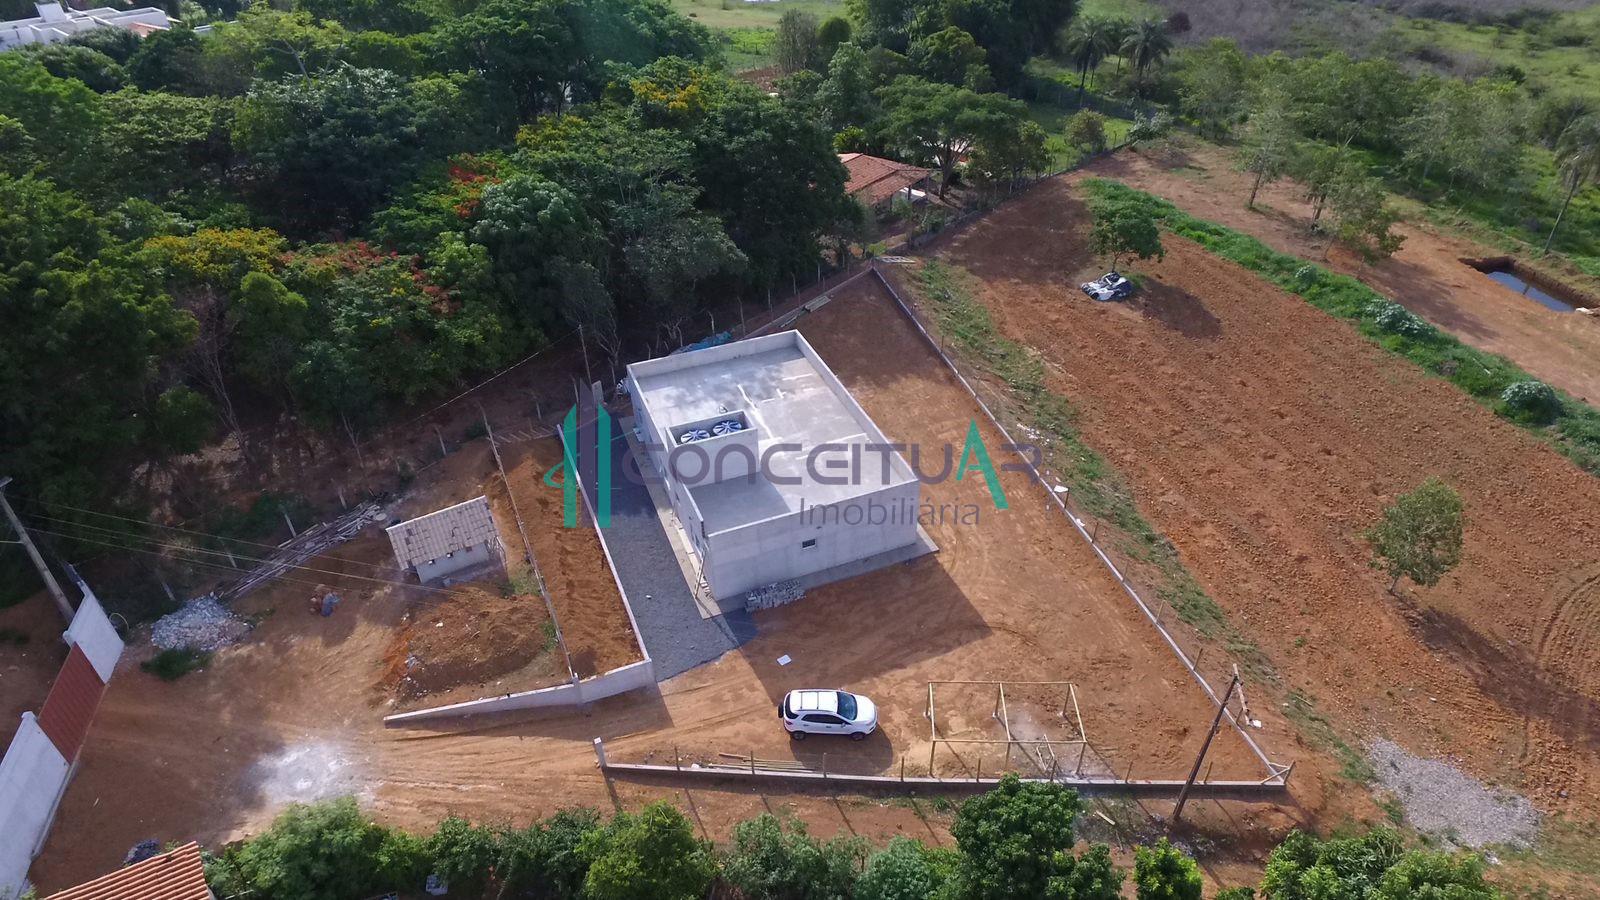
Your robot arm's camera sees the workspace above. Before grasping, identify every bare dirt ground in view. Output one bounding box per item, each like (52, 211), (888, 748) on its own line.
(500, 437), (642, 677)
(928, 176), (1600, 833)
(1079, 143), (1600, 404)
(0, 593), (67, 746)
(380, 584), (562, 706)
(28, 275), (1301, 894)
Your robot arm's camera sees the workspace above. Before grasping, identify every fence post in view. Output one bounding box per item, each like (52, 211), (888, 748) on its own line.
(592, 738), (607, 768)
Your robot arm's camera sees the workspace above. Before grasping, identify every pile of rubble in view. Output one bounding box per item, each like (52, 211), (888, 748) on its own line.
(743, 580), (805, 613)
(151, 594), (252, 652)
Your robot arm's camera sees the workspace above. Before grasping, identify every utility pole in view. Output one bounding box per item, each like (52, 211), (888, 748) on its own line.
(0, 476), (75, 623)
(1171, 673), (1240, 828)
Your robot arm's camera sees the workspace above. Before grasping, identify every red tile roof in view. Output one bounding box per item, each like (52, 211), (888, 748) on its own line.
(36, 644), (107, 763)
(839, 153), (931, 206)
(44, 842), (212, 900)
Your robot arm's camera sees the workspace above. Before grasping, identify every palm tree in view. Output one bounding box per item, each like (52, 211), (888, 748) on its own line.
(1543, 115), (1600, 254)
(1062, 18), (1114, 107)
(1121, 18), (1173, 92)
(1103, 18), (1133, 75)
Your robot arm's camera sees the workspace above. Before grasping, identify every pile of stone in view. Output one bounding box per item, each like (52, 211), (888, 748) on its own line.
(151, 594), (252, 652)
(743, 580), (805, 613)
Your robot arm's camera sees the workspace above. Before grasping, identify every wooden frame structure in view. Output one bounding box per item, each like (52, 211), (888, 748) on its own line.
(925, 681), (1088, 778)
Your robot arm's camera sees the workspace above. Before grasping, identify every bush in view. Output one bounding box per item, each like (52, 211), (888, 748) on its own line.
(1366, 300), (1434, 340)
(580, 802), (716, 900)
(856, 837), (958, 900)
(722, 814), (865, 900)
(1500, 380), (1562, 424)
(497, 808), (601, 900)
(141, 647), (211, 680)
(1134, 838), (1203, 900)
(425, 816), (500, 898)
(206, 798), (428, 900)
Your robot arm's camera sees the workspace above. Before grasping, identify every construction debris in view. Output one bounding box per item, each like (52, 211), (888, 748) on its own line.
(219, 502), (384, 603)
(151, 595), (251, 652)
(743, 580), (805, 613)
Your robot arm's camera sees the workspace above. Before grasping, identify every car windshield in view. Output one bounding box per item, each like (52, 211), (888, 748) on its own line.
(836, 692), (857, 720)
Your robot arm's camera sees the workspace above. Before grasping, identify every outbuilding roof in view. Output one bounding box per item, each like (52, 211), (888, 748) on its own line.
(385, 496), (500, 569)
(838, 153), (932, 206)
(44, 841), (210, 900)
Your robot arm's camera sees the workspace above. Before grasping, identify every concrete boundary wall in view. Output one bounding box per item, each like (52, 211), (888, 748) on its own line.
(384, 410), (657, 725)
(1, 591), (123, 900)
(384, 658), (654, 723)
(0, 715), (72, 899)
(869, 264), (1286, 780)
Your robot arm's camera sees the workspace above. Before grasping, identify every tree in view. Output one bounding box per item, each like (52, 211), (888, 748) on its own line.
(878, 75), (1028, 197)
(1365, 477), (1464, 592)
(1239, 88), (1298, 209)
(93, 89), (233, 202)
(910, 26), (989, 88)
(1175, 39), (1248, 140)
(127, 24), (205, 94)
(1292, 141), (1360, 225)
(215, 798), (429, 900)
(24, 43), (127, 93)
(1120, 18), (1172, 92)
(722, 814), (866, 900)
(580, 802), (716, 900)
(1326, 170), (1404, 263)
(856, 837), (959, 900)
(0, 174), (196, 510)
(496, 808), (601, 900)
(815, 16), (853, 68)
(951, 774), (1083, 899)
(1133, 839), (1202, 900)
(775, 10), (822, 73)
(1065, 109), (1107, 153)
(232, 67), (426, 229)
(969, 118), (1049, 188)
(67, 25), (142, 64)
(1543, 114), (1600, 253)
(424, 816), (500, 899)
(817, 42), (878, 132)
(1089, 199), (1164, 270)
(1061, 17), (1113, 106)
(0, 54), (102, 176)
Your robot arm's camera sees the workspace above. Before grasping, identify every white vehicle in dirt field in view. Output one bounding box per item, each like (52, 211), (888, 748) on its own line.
(1080, 271), (1134, 301)
(779, 689), (878, 740)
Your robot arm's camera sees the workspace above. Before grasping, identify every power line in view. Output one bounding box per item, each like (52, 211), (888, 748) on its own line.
(26, 524), (484, 603)
(13, 494), (399, 574)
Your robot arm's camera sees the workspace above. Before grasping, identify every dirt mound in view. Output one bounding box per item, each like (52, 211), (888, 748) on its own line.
(382, 583), (553, 700)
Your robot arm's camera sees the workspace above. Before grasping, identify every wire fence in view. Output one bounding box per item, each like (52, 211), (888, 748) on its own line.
(867, 263), (1285, 783)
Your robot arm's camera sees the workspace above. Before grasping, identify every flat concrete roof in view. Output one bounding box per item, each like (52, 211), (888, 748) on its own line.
(629, 331), (917, 534)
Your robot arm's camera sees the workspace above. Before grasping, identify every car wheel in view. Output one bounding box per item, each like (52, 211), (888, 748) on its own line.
(850, 731), (867, 742)
(790, 730), (806, 741)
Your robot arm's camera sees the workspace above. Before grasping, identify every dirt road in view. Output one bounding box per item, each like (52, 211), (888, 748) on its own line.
(29, 275), (1296, 892)
(1079, 144), (1600, 404)
(931, 176), (1600, 821)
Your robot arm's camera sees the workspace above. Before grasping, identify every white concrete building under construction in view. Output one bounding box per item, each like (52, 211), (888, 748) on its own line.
(628, 330), (931, 604)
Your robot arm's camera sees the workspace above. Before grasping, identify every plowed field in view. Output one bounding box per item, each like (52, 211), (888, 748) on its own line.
(929, 175), (1600, 816)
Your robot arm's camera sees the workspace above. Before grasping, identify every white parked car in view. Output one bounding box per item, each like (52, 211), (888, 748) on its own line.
(1080, 271), (1134, 301)
(779, 689), (878, 740)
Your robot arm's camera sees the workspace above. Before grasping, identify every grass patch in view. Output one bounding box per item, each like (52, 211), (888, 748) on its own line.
(1082, 178), (1600, 475)
(1282, 689), (1376, 784)
(141, 647), (212, 681)
(912, 260), (1273, 682)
